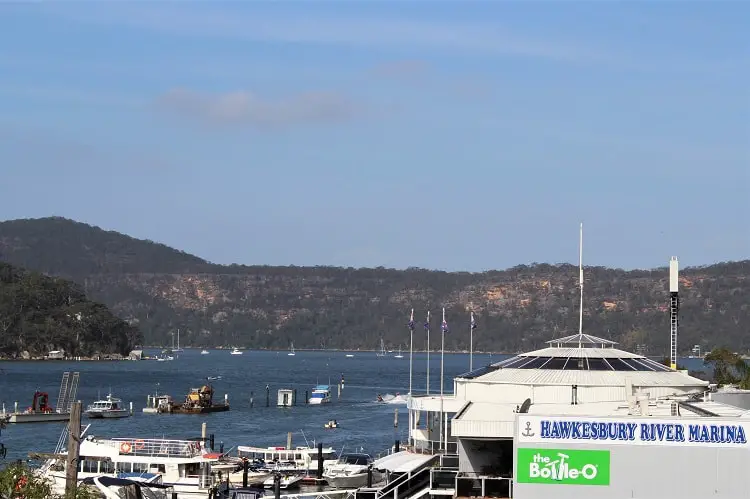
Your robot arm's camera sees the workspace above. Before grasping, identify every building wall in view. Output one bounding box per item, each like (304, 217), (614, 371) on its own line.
(513, 442), (749, 499)
(711, 391), (750, 410)
(457, 380), (696, 405)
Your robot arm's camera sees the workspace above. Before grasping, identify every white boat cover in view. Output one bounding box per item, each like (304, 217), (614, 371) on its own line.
(372, 451), (436, 473)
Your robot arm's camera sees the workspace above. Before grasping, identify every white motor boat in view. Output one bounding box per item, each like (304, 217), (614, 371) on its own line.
(263, 473), (302, 489)
(200, 350), (210, 355)
(85, 475), (174, 499)
(237, 444), (338, 473)
(85, 394), (130, 419)
(230, 348), (243, 355)
(308, 385), (331, 405)
(324, 453), (381, 489)
(37, 428), (219, 498)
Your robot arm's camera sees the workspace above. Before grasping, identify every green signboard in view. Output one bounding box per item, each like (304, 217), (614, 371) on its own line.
(517, 448), (610, 485)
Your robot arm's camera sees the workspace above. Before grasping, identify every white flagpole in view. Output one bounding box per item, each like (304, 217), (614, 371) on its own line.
(408, 309), (414, 450)
(440, 307), (445, 450)
(409, 309), (414, 397)
(426, 311), (430, 395)
(469, 311), (474, 372)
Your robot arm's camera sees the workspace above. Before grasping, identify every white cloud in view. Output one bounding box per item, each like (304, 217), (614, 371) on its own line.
(155, 88), (360, 128)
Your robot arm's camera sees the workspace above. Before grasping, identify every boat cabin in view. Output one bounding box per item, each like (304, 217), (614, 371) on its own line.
(237, 445), (337, 470)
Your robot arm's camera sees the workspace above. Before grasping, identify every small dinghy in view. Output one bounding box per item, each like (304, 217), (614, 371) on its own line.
(324, 419), (339, 429)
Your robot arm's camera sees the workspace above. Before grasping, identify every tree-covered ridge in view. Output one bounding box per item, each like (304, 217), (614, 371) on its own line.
(0, 216), (210, 277)
(0, 261), (142, 358)
(0, 217), (748, 354)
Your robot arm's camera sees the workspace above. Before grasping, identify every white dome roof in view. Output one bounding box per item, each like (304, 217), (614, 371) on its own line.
(458, 332), (708, 389)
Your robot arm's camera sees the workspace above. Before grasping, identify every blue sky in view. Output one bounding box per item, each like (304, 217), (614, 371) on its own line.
(0, 1), (747, 271)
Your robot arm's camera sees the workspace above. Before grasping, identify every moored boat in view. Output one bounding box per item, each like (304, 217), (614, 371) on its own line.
(6, 372), (79, 423)
(323, 453), (381, 489)
(237, 444), (338, 473)
(85, 394), (131, 419)
(171, 384), (230, 414)
(309, 385), (331, 405)
(262, 473), (302, 489)
(36, 425), (219, 498)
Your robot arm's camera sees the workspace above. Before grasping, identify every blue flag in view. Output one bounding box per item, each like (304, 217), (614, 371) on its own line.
(408, 309), (415, 331)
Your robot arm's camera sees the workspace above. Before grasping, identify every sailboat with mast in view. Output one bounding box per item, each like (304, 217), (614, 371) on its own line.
(288, 342), (296, 356)
(394, 345), (404, 358)
(172, 328), (184, 353)
(376, 338), (386, 357)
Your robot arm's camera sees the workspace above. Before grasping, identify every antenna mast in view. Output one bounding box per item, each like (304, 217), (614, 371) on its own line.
(669, 257), (679, 370)
(578, 223), (584, 348)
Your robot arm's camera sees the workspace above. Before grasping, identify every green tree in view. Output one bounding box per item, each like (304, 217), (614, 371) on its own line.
(0, 462), (99, 499)
(703, 347), (750, 388)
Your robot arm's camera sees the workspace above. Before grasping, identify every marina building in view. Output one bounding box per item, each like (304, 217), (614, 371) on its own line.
(406, 332), (750, 498)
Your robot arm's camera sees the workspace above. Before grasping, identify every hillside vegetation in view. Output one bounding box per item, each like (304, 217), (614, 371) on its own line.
(0, 260), (142, 358)
(0, 217), (748, 354)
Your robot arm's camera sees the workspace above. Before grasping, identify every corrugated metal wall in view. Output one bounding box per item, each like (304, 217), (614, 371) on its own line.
(514, 442), (749, 499)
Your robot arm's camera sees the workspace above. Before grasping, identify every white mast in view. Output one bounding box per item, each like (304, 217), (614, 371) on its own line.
(426, 310), (430, 395)
(439, 307), (446, 450)
(578, 222), (584, 348)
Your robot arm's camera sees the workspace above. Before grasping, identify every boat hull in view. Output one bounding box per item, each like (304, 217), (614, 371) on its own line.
(308, 398), (331, 405)
(171, 404), (230, 414)
(86, 410), (130, 419)
(7, 412), (70, 423)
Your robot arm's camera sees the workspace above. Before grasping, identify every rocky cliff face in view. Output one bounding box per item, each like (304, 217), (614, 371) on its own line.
(1, 217), (748, 353)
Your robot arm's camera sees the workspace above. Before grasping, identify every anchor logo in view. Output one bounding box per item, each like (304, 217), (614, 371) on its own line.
(521, 422), (535, 437)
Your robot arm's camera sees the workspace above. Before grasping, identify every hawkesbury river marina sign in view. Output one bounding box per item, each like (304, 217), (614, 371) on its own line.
(517, 415), (748, 448)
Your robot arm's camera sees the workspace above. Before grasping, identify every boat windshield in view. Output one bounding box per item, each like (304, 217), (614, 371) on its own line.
(311, 392), (328, 399)
(340, 454), (370, 466)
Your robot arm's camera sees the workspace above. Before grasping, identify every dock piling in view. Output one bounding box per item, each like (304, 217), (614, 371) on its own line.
(317, 442), (323, 479)
(305, 390), (308, 404)
(242, 458), (249, 488)
(266, 385), (270, 407)
(394, 408), (398, 427)
(395, 439), (400, 453)
(338, 383), (341, 399)
(210, 434), (215, 451)
(294, 388), (297, 405)
(219, 442), (224, 454)
(65, 401), (82, 497)
(129, 401), (133, 415)
(14, 402), (18, 414)
(250, 391), (254, 408)
(367, 464), (373, 488)
(273, 472), (281, 499)
(287, 432), (292, 450)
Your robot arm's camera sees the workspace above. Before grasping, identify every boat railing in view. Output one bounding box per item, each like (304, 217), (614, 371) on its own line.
(109, 438), (203, 458)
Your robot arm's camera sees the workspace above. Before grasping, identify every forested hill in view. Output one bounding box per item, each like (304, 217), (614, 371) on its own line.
(0, 261), (142, 358)
(0, 217), (748, 354)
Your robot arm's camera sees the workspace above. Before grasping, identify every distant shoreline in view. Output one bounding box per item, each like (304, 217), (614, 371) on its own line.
(0, 347), (518, 362)
(142, 346), (518, 355)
